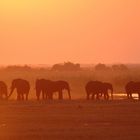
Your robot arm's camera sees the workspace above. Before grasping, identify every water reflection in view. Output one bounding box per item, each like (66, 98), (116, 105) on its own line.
(113, 93), (138, 100)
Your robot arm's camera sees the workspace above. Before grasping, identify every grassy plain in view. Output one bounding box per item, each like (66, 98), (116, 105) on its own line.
(0, 67), (140, 99)
(0, 67), (140, 139)
(0, 100), (140, 140)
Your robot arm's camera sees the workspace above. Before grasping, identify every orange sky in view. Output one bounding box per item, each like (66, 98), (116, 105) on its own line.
(0, 0), (140, 65)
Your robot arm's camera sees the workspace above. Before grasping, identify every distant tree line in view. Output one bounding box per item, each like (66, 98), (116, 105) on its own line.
(0, 62), (128, 71)
(51, 62), (81, 71)
(94, 63), (128, 71)
(5, 65), (32, 71)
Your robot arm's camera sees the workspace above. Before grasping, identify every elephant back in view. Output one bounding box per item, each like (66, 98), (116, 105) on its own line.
(52, 80), (70, 91)
(35, 79), (53, 90)
(12, 79), (30, 92)
(85, 81), (102, 93)
(125, 81), (140, 93)
(102, 82), (113, 91)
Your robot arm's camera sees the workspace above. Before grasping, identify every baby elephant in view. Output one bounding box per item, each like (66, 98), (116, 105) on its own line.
(0, 81), (8, 100)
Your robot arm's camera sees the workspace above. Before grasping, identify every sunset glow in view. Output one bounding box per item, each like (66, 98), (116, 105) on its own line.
(0, 0), (140, 64)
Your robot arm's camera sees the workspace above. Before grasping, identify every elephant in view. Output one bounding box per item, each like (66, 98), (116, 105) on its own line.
(85, 81), (113, 100)
(125, 81), (140, 100)
(35, 79), (71, 100)
(0, 81), (8, 100)
(8, 79), (30, 100)
(85, 81), (102, 100)
(52, 80), (71, 100)
(35, 79), (53, 100)
(100, 82), (113, 100)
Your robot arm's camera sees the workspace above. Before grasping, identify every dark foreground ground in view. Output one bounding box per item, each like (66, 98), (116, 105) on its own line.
(0, 100), (140, 140)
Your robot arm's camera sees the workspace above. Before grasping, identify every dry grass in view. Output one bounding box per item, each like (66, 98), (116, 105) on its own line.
(0, 100), (140, 140)
(0, 68), (140, 139)
(0, 68), (140, 99)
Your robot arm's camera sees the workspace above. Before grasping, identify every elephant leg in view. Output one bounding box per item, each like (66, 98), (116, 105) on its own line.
(104, 92), (109, 100)
(44, 93), (47, 100)
(25, 93), (28, 100)
(42, 92), (45, 100)
(130, 93), (133, 99)
(0, 93), (3, 100)
(127, 92), (132, 99)
(138, 93), (140, 100)
(50, 93), (53, 100)
(17, 93), (21, 101)
(45, 92), (50, 100)
(86, 92), (90, 100)
(44, 92), (47, 100)
(17, 89), (23, 101)
(48, 92), (53, 100)
(58, 91), (63, 100)
(36, 91), (40, 101)
(91, 94), (95, 100)
(91, 93), (95, 100)
(48, 93), (52, 100)
(106, 94), (109, 100)
(45, 92), (48, 100)
(96, 93), (100, 100)
(0, 94), (2, 100)
(99, 93), (103, 98)
(127, 92), (130, 99)
(42, 90), (48, 100)
(104, 93), (107, 100)
(37, 95), (40, 100)
(20, 93), (24, 101)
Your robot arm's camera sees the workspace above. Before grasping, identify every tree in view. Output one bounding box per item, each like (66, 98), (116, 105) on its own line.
(51, 62), (81, 71)
(112, 64), (128, 71)
(95, 63), (107, 71)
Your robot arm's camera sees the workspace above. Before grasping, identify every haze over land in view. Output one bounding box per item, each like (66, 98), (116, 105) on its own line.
(0, 0), (140, 65)
(1, 1), (140, 140)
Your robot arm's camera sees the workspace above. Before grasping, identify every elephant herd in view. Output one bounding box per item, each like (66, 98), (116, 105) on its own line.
(85, 81), (113, 100)
(35, 79), (71, 100)
(0, 79), (71, 101)
(0, 78), (140, 101)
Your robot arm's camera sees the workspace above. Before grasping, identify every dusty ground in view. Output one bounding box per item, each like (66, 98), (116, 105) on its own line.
(0, 100), (140, 140)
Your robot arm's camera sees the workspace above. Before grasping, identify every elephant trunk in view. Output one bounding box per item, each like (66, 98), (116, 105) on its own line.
(7, 87), (14, 99)
(36, 89), (41, 100)
(4, 88), (8, 100)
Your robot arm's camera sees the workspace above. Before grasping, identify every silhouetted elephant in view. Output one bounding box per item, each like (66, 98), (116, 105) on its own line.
(8, 79), (30, 100)
(85, 81), (102, 100)
(100, 82), (113, 100)
(0, 81), (8, 100)
(125, 81), (140, 100)
(35, 79), (53, 100)
(85, 81), (113, 100)
(52, 80), (71, 100)
(35, 79), (71, 100)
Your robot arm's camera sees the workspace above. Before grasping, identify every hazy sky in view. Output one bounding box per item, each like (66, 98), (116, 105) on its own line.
(0, 0), (140, 65)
